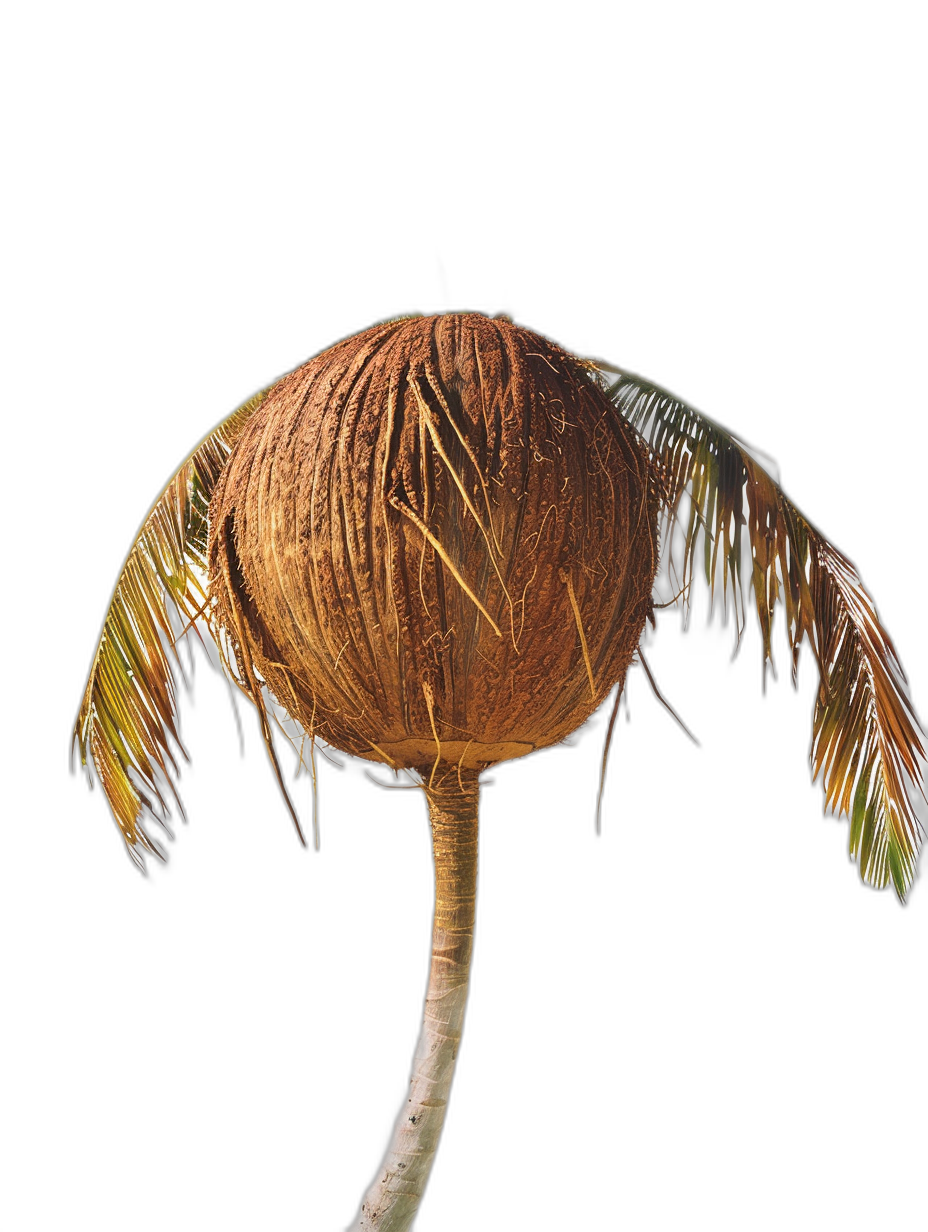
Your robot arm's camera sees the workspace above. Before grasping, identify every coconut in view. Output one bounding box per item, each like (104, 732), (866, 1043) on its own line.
(75, 310), (925, 1230)
(208, 312), (658, 777)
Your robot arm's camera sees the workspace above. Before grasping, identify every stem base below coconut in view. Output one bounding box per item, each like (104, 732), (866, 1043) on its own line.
(354, 772), (479, 1231)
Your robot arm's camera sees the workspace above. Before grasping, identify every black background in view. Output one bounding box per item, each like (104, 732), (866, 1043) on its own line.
(48, 141), (921, 1222)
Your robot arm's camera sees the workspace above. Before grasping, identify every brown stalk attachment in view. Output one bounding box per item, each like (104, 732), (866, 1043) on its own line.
(356, 770), (480, 1231)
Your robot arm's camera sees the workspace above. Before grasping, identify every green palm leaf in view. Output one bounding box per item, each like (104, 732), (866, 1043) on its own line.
(72, 388), (270, 864)
(607, 370), (925, 900)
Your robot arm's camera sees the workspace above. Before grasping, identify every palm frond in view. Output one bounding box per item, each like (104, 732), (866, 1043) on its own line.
(606, 370), (925, 900)
(72, 388), (270, 865)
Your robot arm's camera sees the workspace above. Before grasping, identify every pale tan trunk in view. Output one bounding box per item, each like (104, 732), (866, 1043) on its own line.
(354, 771), (479, 1231)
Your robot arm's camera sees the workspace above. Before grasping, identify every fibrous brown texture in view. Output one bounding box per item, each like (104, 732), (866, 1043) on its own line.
(209, 313), (658, 776)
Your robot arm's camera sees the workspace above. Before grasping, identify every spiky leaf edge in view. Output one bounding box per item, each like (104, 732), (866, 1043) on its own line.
(604, 368), (926, 900)
(72, 388), (271, 865)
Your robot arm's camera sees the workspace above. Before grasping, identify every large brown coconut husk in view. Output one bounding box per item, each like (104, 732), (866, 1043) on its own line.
(209, 313), (658, 776)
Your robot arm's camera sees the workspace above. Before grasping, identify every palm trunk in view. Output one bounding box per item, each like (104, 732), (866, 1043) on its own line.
(354, 769), (480, 1231)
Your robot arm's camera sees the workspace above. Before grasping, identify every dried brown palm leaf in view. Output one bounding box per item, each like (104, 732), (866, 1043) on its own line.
(606, 369), (926, 899)
(72, 387), (271, 863)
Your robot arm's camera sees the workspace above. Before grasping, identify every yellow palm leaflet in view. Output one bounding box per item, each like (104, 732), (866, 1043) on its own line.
(608, 371), (925, 900)
(72, 388), (270, 864)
